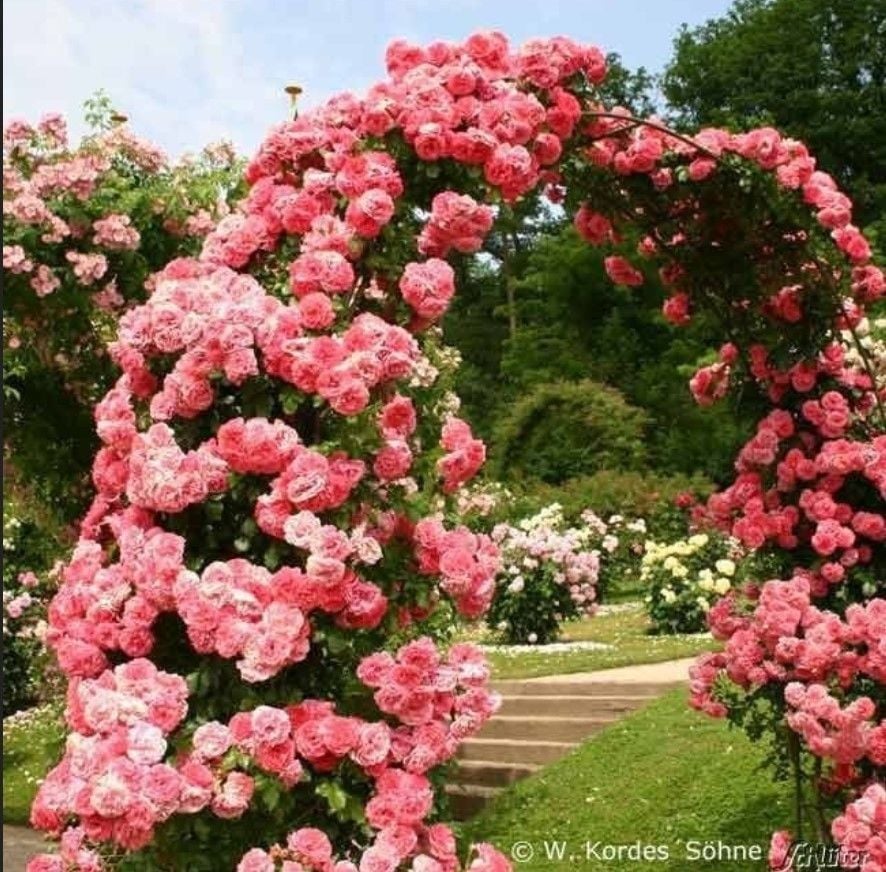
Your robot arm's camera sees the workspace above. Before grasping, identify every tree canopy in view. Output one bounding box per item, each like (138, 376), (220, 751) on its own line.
(663, 0), (886, 240)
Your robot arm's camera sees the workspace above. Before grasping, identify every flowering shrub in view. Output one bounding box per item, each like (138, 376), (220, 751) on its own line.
(641, 531), (756, 634)
(488, 504), (599, 644)
(2, 485), (65, 714)
(24, 28), (884, 869)
(580, 510), (649, 602)
(3, 98), (243, 521)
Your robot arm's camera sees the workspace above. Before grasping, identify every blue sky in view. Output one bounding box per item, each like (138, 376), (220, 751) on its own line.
(3, 0), (733, 159)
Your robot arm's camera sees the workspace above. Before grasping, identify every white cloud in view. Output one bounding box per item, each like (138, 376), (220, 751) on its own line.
(2, 0), (284, 156)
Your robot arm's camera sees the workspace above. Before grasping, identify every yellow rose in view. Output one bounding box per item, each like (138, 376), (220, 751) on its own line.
(715, 559), (736, 577)
(714, 577), (731, 595)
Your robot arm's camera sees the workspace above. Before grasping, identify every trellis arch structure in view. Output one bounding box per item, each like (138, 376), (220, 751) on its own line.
(30, 31), (884, 872)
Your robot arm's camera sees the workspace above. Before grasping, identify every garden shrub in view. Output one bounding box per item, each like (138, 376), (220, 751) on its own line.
(488, 504), (599, 644)
(643, 531), (749, 634)
(491, 380), (648, 484)
(2, 479), (68, 714)
(3, 98), (243, 521)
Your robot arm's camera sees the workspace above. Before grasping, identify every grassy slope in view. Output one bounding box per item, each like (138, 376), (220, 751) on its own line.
(463, 689), (792, 871)
(3, 702), (66, 824)
(475, 605), (719, 680)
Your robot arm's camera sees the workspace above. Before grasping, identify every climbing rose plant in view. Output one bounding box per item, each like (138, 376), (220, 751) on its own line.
(27, 29), (884, 871)
(3, 103), (243, 517)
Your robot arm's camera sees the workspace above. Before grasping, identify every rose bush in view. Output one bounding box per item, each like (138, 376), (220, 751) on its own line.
(488, 504), (600, 644)
(641, 530), (775, 634)
(24, 28), (884, 871)
(3, 98), (243, 521)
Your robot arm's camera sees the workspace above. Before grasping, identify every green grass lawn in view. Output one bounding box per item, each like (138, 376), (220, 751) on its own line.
(3, 702), (66, 824)
(462, 689), (792, 871)
(466, 603), (719, 680)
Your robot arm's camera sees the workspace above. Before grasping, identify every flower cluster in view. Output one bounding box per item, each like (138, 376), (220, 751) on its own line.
(30, 660), (189, 850)
(24, 826), (106, 872)
(236, 825), (509, 872)
(831, 783), (886, 872)
(487, 504), (600, 644)
(690, 578), (886, 772)
(3, 110), (238, 315)
(174, 560), (312, 682)
(46, 519), (185, 678)
(785, 683), (885, 766)
(413, 518), (500, 619)
(641, 531), (755, 635)
(418, 192), (496, 258)
(358, 637), (499, 752)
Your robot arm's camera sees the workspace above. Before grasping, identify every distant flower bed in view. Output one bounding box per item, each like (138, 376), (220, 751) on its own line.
(488, 504), (601, 644)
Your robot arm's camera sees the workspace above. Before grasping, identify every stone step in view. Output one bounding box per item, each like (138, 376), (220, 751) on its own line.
(458, 737), (578, 766)
(493, 679), (678, 697)
(477, 714), (616, 742)
(455, 759), (541, 788)
(498, 694), (653, 718)
(445, 783), (501, 820)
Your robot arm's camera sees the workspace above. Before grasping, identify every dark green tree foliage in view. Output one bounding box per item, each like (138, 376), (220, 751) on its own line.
(491, 380), (649, 484)
(663, 0), (886, 241)
(499, 227), (755, 481)
(445, 52), (660, 436)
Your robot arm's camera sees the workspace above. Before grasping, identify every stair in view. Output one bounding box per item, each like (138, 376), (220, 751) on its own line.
(451, 670), (686, 819)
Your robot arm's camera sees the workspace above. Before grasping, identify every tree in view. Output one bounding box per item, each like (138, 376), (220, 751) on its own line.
(663, 0), (886, 241)
(498, 225), (756, 481)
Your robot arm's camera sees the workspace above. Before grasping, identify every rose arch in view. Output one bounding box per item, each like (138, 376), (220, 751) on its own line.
(28, 31), (884, 872)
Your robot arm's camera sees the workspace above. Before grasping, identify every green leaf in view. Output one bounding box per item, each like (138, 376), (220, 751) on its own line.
(316, 780), (348, 812)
